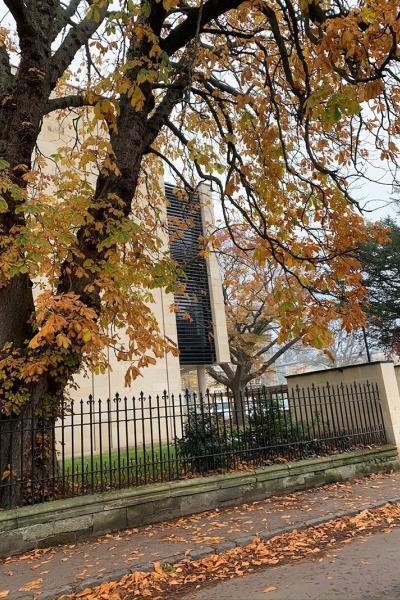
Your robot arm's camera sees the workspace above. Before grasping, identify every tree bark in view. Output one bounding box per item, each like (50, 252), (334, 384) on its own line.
(230, 366), (246, 428)
(0, 377), (59, 508)
(0, 61), (54, 507)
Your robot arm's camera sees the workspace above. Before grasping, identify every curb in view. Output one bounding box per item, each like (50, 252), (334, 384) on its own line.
(15, 495), (400, 600)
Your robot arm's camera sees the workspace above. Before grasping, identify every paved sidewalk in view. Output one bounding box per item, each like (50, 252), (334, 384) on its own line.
(181, 525), (400, 600)
(1, 471), (400, 599)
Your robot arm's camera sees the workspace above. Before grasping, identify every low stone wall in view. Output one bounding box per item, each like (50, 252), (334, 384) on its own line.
(0, 445), (397, 558)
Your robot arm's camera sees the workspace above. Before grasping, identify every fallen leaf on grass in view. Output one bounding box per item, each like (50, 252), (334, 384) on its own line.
(263, 586), (277, 593)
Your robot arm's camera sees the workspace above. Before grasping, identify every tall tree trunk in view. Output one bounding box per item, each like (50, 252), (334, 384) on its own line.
(230, 379), (245, 428)
(0, 277), (35, 507)
(0, 46), (160, 508)
(0, 3), (210, 507)
(0, 69), (57, 507)
(0, 377), (59, 508)
(0, 1), (110, 508)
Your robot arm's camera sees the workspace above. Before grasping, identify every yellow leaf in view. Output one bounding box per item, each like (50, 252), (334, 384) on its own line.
(130, 86), (146, 111)
(81, 329), (92, 343)
(28, 334), (41, 350)
(56, 333), (71, 349)
(163, 0), (178, 8)
(253, 245), (268, 267)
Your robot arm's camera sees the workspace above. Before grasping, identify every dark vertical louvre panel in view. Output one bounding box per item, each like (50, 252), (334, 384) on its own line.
(165, 184), (216, 365)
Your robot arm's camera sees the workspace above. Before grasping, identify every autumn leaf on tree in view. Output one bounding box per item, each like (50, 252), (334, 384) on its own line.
(207, 228), (360, 401)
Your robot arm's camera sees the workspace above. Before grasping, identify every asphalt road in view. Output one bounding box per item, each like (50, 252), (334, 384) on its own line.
(182, 525), (400, 600)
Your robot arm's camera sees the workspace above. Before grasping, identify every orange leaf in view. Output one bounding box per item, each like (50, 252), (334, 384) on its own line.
(263, 586), (277, 593)
(19, 578), (43, 592)
(0, 591), (9, 599)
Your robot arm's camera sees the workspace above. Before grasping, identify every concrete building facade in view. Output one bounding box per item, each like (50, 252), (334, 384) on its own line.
(37, 109), (230, 403)
(37, 109), (230, 457)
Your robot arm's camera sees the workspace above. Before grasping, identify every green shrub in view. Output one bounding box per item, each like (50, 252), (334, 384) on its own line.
(240, 398), (292, 453)
(176, 397), (359, 474)
(239, 398), (330, 460)
(176, 406), (237, 473)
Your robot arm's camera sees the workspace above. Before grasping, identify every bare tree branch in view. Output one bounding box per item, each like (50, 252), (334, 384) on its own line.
(44, 89), (111, 116)
(144, 67), (192, 149)
(49, 3), (108, 85)
(3, 0), (34, 36)
(161, 0), (243, 56)
(243, 336), (302, 386)
(207, 365), (231, 386)
(148, 148), (195, 190)
(44, 93), (98, 114)
(51, 0), (82, 40)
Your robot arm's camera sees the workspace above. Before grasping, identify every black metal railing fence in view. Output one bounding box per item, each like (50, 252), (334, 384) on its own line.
(0, 381), (387, 507)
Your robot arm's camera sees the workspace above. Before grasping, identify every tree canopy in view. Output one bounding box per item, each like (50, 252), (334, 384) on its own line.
(0, 0), (398, 417)
(207, 229), (337, 395)
(359, 217), (400, 357)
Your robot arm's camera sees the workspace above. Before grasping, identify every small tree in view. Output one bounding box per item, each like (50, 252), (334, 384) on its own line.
(207, 231), (341, 422)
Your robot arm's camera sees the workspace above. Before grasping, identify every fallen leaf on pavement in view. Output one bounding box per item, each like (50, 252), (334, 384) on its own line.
(62, 502), (400, 600)
(0, 591), (9, 598)
(263, 586), (277, 593)
(19, 578), (43, 592)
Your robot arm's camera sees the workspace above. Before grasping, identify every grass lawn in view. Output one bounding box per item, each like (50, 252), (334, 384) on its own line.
(59, 443), (179, 488)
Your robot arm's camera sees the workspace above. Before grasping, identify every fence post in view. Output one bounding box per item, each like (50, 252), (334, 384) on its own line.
(370, 362), (400, 451)
(196, 366), (207, 396)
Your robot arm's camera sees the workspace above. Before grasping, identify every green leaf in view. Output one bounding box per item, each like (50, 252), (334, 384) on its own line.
(88, 4), (101, 21)
(0, 196), (8, 213)
(346, 97), (361, 116)
(16, 204), (41, 215)
(323, 91), (360, 127)
(141, 1), (151, 17)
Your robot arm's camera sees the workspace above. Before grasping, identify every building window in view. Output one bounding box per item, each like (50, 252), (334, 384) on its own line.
(166, 184), (216, 365)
